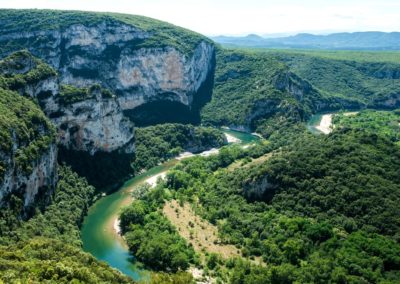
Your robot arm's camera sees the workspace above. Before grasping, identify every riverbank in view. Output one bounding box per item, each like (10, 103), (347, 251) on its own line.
(309, 112), (359, 135)
(315, 114), (333, 134)
(80, 129), (260, 281)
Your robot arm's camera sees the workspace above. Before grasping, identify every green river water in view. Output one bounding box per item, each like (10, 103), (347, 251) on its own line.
(80, 129), (259, 280)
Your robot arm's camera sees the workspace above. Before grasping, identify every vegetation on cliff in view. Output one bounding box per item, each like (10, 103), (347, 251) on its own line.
(0, 87), (55, 176)
(0, 50), (57, 93)
(0, 166), (133, 283)
(0, 167), (94, 246)
(58, 84), (114, 106)
(201, 49), (310, 129)
(0, 9), (211, 57)
(202, 48), (400, 134)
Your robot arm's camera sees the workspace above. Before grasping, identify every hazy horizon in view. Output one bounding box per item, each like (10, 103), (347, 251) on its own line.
(0, 0), (399, 36)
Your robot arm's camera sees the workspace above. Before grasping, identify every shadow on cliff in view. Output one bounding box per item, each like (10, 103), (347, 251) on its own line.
(124, 51), (216, 127)
(58, 147), (134, 192)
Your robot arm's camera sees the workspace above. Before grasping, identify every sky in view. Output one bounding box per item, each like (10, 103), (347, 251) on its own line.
(0, 0), (399, 36)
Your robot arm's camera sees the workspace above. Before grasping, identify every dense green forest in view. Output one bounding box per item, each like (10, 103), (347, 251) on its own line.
(201, 49), (312, 129)
(334, 110), (400, 144)
(133, 123), (226, 172)
(274, 52), (400, 107)
(202, 48), (400, 132)
(1, 9), (400, 284)
(120, 186), (197, 272)
(0, 51), (57, 177)
(0, 167), (134, 283)
(126, 128), (399, 282)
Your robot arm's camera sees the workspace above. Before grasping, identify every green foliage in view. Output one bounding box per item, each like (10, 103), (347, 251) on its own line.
(132, 123), (226, 172)
(150, 271), (194, 283)
(0, 87), (55, 176)
(201, 49), (309, 128)
(273, 51), (400, 106)
(160, 129), (400, 282)
(254, 129), (400, 237)
(58, 84), (115, 105)
(334, 110), (400, 143)
(0, 50), (57, 92)
(121, 188), (196, 272)
(0, 237), (134, 283)
(0, 166), (94, 246)
(0, 166), (133, 282)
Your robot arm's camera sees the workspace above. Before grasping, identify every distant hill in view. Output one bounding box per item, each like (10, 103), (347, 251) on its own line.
(212, 31), (400, 50)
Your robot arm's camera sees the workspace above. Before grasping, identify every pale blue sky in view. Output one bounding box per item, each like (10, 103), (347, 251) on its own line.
(0, 0), (399, 36)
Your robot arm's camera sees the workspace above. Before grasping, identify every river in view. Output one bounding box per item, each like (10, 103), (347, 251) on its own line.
(80, 129), (259, 280)
(307, 112), (359, 134)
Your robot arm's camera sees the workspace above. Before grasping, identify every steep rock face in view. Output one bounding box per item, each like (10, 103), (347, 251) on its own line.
(242, 174), (278, 201)
(240, 71), (319, 130)
(372, 93), (400, 108)
(41, 87), (135, 155)
(0, 143), (57, 208)
(0, 17), (216, 125)
(0, 50), (136, 155)
(116, 42), (214, 111)
(0, 87), (57, 211)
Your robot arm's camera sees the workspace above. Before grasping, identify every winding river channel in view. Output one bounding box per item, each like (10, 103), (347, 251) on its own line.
(80, 129), (259, 280)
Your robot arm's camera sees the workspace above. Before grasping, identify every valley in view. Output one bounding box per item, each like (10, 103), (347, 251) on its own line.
(80, 129), (258, 281)
(0, 8), (399, 284)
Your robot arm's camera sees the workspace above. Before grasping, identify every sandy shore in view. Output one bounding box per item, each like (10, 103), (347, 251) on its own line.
(225, 133), (241, 143)
(145, 172), (167, 188)
(177, 148), (221, 160)
(113, 219), (121, 235)
(343, 111), (359, 116)
(315, 112), (359, 135)
(111, 132), (243, 240)
(316, 114), (333, 134)
(176, 151), (195, 160)
(251, 132), (263, 139)
(199, 148), (219, 157)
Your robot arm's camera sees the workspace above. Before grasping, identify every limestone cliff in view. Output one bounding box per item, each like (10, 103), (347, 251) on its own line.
(0, 10), (216, 128)
(41, 85), (135, 155)
(0, 50), (136, 155)
(0, 87), (57, 211)
(0, 10), (216, 195)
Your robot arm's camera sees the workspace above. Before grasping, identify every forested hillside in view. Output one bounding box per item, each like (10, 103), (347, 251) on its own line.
(202, 48), (400, 134)
(0, 166), (134, 283)
(120, 128), (400, 283)
(1, 8), (400, 284)
(334, 109), (400, 144)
